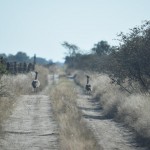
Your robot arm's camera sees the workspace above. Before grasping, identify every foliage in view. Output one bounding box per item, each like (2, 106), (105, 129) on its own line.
(15, 52), (29, 62)
(0, 63), (7, 76)
(0, 52), (52, 65)
(62, 41), (80, 67)
(0, 56), (7, 76)
(62, 41), (79, 57)
(63, 20), (150, 92)
(92, 40), (111, 56)
(110, 21), (150, 91)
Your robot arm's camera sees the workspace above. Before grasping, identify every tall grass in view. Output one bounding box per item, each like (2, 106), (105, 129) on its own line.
(2, 74), (32, 95)
(74, 70), (150, 146)
(50, 78), (100, 150)
(0, 77), (15, 127)
(0, 65), (49, 131)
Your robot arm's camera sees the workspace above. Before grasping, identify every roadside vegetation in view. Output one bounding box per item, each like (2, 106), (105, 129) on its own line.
(62, 21), (150, 147)
(0, 64), (49, 131)
(74, 71), (150, 145)
(49, 76), (101, 150)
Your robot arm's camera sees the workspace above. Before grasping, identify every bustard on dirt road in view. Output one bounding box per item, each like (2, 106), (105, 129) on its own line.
(32, 71), (40, 92)
(85, 75), (92, 94)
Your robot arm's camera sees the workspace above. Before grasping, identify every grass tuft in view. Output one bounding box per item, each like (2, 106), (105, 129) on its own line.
(50, 78), (100, 150)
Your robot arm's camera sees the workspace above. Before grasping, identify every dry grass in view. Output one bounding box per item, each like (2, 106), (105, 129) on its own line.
(0, 73), (31, 130)
(0, 75), (23, 130)
(2, 74), (32, 95)
(74, 70), (150, 144)
(0, 65), (49, 131)
(50, 78), (100, 150)
(0, 96), (15, 129)
(117, 94), (150, 138)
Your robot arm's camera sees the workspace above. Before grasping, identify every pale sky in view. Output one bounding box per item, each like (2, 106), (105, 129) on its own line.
(0, 0), (150, 62)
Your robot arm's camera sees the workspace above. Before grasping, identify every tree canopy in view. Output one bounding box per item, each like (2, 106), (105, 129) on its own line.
(92, 41), (111, 56)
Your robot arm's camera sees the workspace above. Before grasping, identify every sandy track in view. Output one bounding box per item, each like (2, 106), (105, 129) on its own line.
(0, 94), (59, 150)
(76, 87), (146, 150)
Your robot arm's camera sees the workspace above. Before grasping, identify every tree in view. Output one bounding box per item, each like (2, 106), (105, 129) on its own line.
(0, 57), (7, 76)
(109, 21), (150, 91)
(92, 41), (111, 56)
(7, 54), (15, 62)
(62, 41), (79, 67)
(62, 41), (79, 57)
(15, 52), (29, 62)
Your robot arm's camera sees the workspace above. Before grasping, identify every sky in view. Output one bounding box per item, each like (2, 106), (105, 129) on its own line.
(0, 0), (150, 62)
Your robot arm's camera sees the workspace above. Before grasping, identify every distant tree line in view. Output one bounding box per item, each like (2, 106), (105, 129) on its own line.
(63, 21), (150, 92)
(0, 51), (54, 75)
(0, 52), (53, 65)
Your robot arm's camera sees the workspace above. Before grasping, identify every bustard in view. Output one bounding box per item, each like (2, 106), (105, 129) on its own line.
(32, 71), (40, 92)
(85, 75), (92, 94)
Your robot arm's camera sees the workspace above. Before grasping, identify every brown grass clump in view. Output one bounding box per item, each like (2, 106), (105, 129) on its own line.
(2, 74), (32, 95)
(117, 94), (150, 138)
(50, 78), (100, 150)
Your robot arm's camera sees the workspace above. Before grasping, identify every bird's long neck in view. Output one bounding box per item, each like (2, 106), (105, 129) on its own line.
(87, 78), (89, 84)
(35, 72), (38, 80)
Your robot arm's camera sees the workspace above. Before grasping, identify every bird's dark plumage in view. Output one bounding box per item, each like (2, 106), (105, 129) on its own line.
(32, 71), (40, 92)
(32, 80), (38, 88)
(86, 84), (91, 91)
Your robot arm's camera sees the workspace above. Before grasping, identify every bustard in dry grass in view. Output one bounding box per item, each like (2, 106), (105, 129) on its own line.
(32, 71), (40, 92)
(85, 75), (92, 94)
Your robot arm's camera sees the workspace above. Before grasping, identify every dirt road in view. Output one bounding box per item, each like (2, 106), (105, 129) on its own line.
(0, 74), (147, 150)
(76, 87), (147, 150)
(0, 93), (59, 150)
